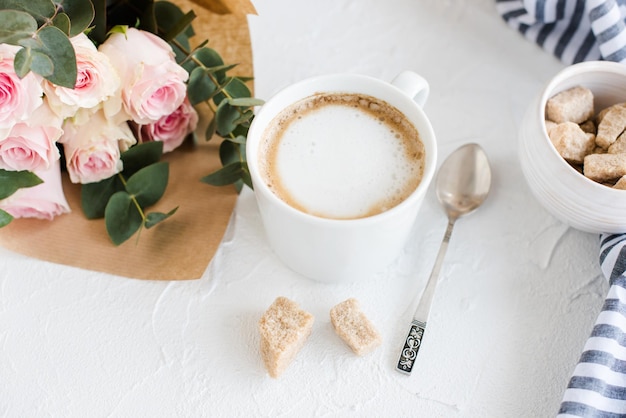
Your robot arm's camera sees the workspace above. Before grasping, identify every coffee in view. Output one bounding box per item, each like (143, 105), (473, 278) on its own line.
(259, 92), (425, 220)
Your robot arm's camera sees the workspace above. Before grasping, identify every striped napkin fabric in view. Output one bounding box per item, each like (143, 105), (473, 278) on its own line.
(496, 0), (626, 64)
(558, 234), (626, 417)
(495, 1), (626, 416)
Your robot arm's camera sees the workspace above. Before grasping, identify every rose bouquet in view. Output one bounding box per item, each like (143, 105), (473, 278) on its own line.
(0, 0), (259, 245)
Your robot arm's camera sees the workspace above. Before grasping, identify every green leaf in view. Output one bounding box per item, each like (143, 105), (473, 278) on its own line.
(219, 139), (242, 166)
(81, 176), (122, 219)
(52, 13), (71, 35)
(155, 1), (195, 39)
(228, 97), (264, 107)
(185, 47), (225, 81)
(239, 164), (252, 189)
(34, 26), (77, 88)
(30, 50), (54, 77)
(214, 77), (251, 105)
(205, 116), (217, 141)
(0, 10), (37, 45)
(13, 47), (33, 78)
(0, 0), (55, 22)
(226, 135), (247, 145)
(120, 141), (163, 177)
(0, 169), (42, 199)
(145, 207), (178, 229)
(89, 0), (106, 44)
(215, 100), (241, 136)
(0, 209), (13, 228)
(104, 191), (143, 246)
(56, 0), (95, 36)
(125, 162), (169, 208)
(201, 162), (249, 187)
(187, 66), (216, 105)
(232, 109), (254, 126)
(162, 10), (195, 42)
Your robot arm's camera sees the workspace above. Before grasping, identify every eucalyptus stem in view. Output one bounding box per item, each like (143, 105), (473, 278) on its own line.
(117, 172), (147, 222)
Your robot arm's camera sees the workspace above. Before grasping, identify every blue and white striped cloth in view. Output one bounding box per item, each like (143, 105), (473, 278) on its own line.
(496, 0), (626, 64)
(558, 234), (626, 417)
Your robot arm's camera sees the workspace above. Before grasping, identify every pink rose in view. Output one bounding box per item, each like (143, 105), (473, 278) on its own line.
(0, 44), (44, 132)
(99, 28), (188, 124)
(0, 103), (62, 172)
(60, 110), (136, 184)
(135, 98), (198, 153)
(43, 33), (120, 120)
(0, 158), (70, 220)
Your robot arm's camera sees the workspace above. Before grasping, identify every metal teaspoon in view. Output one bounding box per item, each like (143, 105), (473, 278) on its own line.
(396, 143), (492, 374)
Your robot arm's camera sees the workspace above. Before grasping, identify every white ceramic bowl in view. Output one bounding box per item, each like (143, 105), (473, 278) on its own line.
(519, 61), (626, 233)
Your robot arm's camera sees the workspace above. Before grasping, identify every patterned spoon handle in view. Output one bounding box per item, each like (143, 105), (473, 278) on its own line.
(396, 217), (455, 374)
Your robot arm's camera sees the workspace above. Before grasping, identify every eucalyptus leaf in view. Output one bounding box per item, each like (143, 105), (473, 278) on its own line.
(0, 0), (55, 22)
(13, 47), (33, 78)
(214, 77), (251, 104)
(34, 26), (77, 88)
(187, 66), (216, 105)
(89, 0), (106, 44)
(232, 109), (254, 126)
(155, 1), (195, 38)
(225, 135), (247, 145)
(205, 63), (237, 75)
(215, 100), (241, 136)
(145, 207), (178, 229)
(200, 162), (248, 187)
(105, 191), (143, 246)
(52, 13), (71, 35)
(0, 10), (37, 45)
(240, 162), (252, 189)
(0, 209), (13, 228)
(0, 169), (42, 199)
(29, 50), (54, 77)
(185, 47), (225, 81)
(125, 162), (169, 208)
(228, 97), (264, 107)
(162, 11), (195, 42)
(81, 176), (122, 219)
(205, 115), (217, 141)
(56, 0), (95, 36)
(219, 140), (242, 166)
(120, 141), (163, 177)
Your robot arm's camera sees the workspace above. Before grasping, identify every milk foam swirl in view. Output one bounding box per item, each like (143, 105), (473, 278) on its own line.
(259, 92), (425, 219)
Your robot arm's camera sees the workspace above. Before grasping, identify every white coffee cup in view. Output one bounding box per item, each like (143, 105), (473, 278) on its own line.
(246, 71), (437, 282)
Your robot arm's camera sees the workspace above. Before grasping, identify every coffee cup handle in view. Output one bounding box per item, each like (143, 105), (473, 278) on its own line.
(391, 71), (430, 108)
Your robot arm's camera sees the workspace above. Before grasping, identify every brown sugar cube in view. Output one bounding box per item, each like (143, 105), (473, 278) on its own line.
(258, 297), (314, 378)
(609, 131), (626, 154)
(330, 298), (381, 356)
(548, 121), (595, 164)
(583, 153), (626, 182)
(596, 104), (626, 149)
(614, 176), (626, 190)
(580, 120), (596, 134)
(544, 120), (557, 136)
(597, 102), (626, 124)
(545, 86), (594, 124)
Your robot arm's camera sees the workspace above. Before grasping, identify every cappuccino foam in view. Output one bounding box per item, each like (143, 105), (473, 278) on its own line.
(259, 93), (425, 219)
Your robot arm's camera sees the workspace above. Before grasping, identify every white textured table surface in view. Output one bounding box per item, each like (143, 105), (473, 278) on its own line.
(0, 0), (609, 416)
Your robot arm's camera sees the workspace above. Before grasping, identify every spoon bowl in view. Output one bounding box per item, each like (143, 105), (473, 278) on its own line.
(437, 143), (492, 220)
(397, 142), (492, 374)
